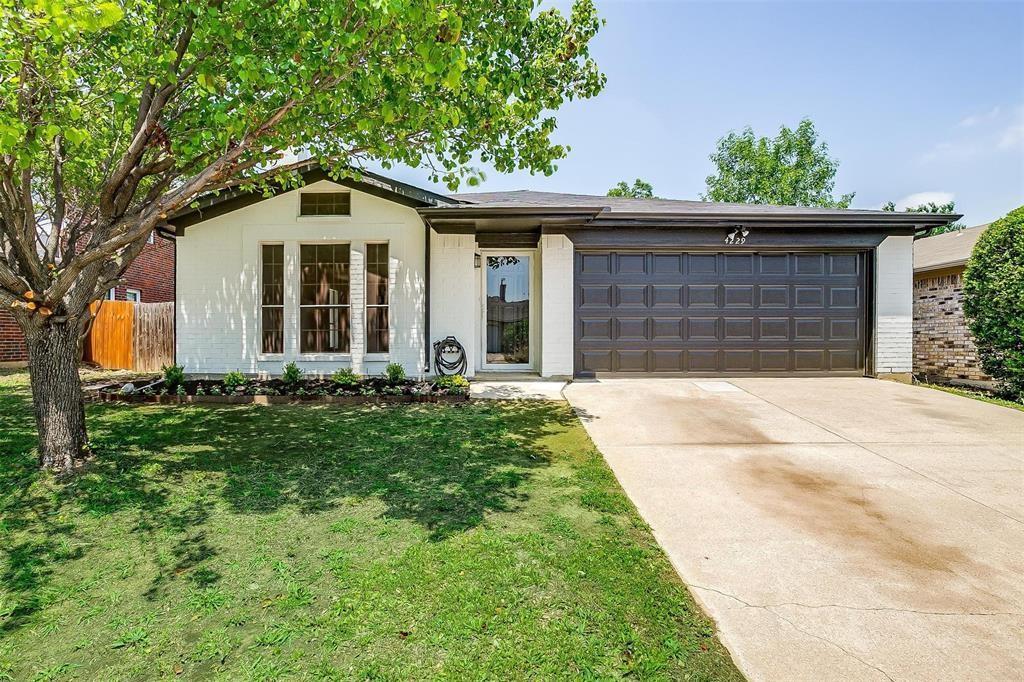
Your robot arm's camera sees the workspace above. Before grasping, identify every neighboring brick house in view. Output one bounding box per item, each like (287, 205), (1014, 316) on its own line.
(912, 224), (990, 386)
(0, 232), (175, 365)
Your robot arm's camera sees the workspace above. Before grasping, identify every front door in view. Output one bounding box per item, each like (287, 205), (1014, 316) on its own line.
(483, 253), (532, 369)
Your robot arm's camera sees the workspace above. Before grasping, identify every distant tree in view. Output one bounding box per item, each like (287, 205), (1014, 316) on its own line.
(963, 207), (1024, 400)
(702, 119), (854, 208)
(882, 200), (966, 238)
(607, 178), (655, 198)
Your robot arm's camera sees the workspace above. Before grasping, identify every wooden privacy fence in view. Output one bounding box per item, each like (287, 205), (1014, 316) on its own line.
(84, 301), (174, 372)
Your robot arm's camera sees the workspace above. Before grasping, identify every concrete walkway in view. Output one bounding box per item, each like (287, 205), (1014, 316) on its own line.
(564, 378), (1024, 681)
(470, 379), (566, 401)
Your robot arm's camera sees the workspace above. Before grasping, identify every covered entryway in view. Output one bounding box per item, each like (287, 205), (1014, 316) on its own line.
(574, 250), (868, 376)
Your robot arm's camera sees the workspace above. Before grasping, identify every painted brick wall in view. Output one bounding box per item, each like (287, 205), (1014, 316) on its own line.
(429, 231), (477, 376)
(177, 180), (426, 378)
(913, 271), (989, 382)
(874, 235), (914, 375)
(539, 234), (574, 377)
(0, 235), (173, 363)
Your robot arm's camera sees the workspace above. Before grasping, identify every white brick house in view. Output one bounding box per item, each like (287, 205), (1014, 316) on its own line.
(168, 163), (958, 380)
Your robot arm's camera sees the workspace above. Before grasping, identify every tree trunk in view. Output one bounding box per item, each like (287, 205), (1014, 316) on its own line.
(25, 319), (88, 472)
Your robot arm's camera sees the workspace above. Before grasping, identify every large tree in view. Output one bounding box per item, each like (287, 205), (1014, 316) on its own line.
(607, 178), (654, 198)
(882, 200), (966, 238)
(702, 119), (854, 208)
(0, 0), (604, 472)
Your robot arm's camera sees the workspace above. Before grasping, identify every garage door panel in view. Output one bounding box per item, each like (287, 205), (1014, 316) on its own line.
(579, 317), (612, 341)
(652, 317), (684, 340)
(687, 285), (719, 307)
(615, 350), (648, 372)
(724, 318), (754, 340)
(651, 350), (684, 371)
(688, 253), (719, 274)
(616, 317), (648, 341)
(615, 284), (648, 307)
(575, 250), (866, 376)
(724, 285), (755, 307)
(724, 350), (755, 372)
(829, 349), (860, 371)
(687, 317), (719, 340)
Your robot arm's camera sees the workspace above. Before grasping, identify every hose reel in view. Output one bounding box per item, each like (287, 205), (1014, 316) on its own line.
(432, 335), (467, 376)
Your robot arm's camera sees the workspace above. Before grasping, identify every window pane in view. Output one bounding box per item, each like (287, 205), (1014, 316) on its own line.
(300, 307), (350, 353)
(300, 244), (350, 305)
(262, 245), (284, 306)
(262, 308), (283, 354)
(299, 192), (351, 216)
(365, 243), (389, 306)
(366, 307), (389, 354)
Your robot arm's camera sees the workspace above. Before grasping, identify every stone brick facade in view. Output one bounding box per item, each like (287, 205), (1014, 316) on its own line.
(913, 269), (990, 383)
(0, 234), (174, 363)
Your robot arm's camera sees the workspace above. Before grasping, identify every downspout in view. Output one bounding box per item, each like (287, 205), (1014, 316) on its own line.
(423, 220), (431, 374)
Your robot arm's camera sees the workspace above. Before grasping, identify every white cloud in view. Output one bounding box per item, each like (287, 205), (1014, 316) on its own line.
(890, 191), (955, 211)
(957, 106), (1001, 128)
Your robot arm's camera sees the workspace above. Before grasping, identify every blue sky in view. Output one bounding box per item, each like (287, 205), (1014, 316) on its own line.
(375, 0), (1023, 226)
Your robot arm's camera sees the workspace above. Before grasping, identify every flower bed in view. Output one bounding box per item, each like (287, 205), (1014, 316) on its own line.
(90, 375), (470, 405)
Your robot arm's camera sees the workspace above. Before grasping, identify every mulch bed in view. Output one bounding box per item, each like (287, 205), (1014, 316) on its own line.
(88, 377), (470, 405)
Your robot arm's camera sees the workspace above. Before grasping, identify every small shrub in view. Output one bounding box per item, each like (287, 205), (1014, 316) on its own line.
(282, 361), (303, 385)
(223, 371), (246, 389)
(175, 384), (186, 396)
(195, 384), (206, 396)
(384, 362), (406, 384)
(162, 364), (185, 390)
(209, 384), (222, 396)
(435, 374), (469, 394)
(963, 206), (1024, 400)
(330, 367), (360, 386)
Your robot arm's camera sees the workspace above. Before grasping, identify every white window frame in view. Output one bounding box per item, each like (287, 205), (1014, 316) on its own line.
(125, 288), (141, 303)
(297, 242), (352, 356)
(364, 241), (390, 358)
(259, 242), (285, 357)
(105, 288), (116, 300)
(480, 249), (536, 372)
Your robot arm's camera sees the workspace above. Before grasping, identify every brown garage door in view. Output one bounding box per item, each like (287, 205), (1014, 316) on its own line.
(574, 251), (867, 376)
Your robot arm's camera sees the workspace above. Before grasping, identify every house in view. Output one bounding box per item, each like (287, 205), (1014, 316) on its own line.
(913, 224), (991, 386)
(166, 163), (959, 380)
(0, 232), (175, 366)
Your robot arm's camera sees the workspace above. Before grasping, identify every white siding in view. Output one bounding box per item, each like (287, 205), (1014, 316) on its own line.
(539, 234), (574, 377)
(429, 230), (477, 376)
(176, 180), (426, 378)
(874, 235), (914, 374)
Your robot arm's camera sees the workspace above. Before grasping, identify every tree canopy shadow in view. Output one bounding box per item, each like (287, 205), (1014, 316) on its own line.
(0, 372), (576, 630)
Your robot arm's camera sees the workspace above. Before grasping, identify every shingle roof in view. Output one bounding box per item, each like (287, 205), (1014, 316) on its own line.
(448, 190), (911, 217)
(913, 224), (988, 273)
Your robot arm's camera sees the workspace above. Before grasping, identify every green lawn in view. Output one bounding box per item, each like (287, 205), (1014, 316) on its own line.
(918, 382), (1024, 412)
(0, 371), (741, 681)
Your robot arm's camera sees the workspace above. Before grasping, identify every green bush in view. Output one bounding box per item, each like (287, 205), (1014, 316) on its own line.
(434, 374), (469, 394)
(330, 367), (360, 386)
(282, 361), (303, 385)
(384, 362), (406, 384)
(161, 364), (185, 390)
(222, 371), (246, 389)
(963, 206), (1024, 400)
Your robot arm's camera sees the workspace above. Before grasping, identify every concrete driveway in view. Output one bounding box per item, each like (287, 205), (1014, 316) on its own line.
(563, 378), (1024, 681)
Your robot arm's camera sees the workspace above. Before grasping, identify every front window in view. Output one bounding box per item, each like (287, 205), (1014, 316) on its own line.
(300, 244), (350, 353)
(261, 244), (284, 354)
(125, 289), (141, 303)
(365, 243), (389, 353)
